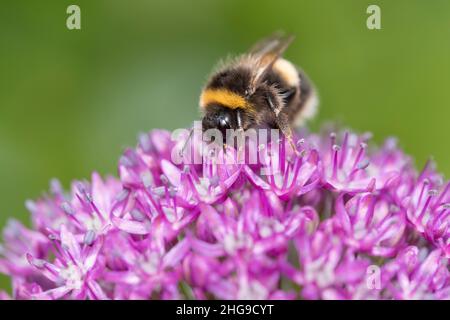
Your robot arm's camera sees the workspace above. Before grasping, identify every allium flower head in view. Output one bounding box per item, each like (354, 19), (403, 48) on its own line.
(0, 127), (448, 300)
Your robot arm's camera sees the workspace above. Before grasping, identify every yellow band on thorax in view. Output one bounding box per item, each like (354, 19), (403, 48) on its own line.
(200, 88), (253, 112)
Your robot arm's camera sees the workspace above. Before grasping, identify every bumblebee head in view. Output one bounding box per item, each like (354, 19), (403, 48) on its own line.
(201, 105), (237, 138)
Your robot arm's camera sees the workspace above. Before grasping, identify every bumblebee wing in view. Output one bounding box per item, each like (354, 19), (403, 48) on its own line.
(249, 32), (295, 88)
(249, 31), (290, 55)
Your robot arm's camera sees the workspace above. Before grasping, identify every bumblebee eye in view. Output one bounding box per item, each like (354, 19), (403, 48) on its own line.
(217, 113), (231, 129)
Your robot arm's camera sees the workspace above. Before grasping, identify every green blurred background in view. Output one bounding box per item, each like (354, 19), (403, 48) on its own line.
(0, 0), (449, 291)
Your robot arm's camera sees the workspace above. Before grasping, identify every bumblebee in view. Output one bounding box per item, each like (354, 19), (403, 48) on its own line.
(199, 32), (318, 150)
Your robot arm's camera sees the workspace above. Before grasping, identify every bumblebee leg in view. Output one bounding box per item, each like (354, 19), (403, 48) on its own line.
(275, 115), (300, 157)
(235, 109), (246, 156)
(266, 92), (281, 117)
(286, 129), (300, 157)
(236, 109), (244, 130)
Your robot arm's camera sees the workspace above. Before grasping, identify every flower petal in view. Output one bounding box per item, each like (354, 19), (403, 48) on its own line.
(111, 215), (151, 235)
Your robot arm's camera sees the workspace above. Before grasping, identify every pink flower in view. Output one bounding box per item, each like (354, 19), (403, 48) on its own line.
(26, 225), (106, 299)
(382, 246), (449, 299)
(0, 127), (448, 299)
(284, 222), (372, 300)
(334, 192), (406, 257)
